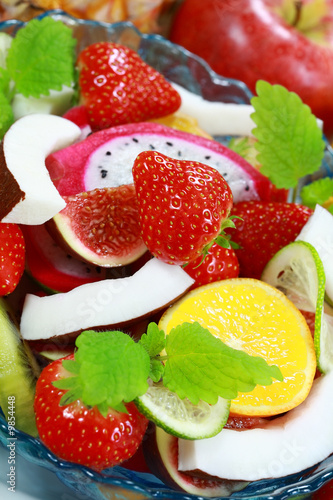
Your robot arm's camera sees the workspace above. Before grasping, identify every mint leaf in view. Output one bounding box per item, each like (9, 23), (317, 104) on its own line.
(53, 330), (150, 412)
(6, 17), (76, 98)
(251, 80), (325, 189)
(0, 91), (14, 139)
(300, 178), (333, 209)
(163, 322), (283, 405)
(139, 322), (166, 358)
(139, 322), (166, 382)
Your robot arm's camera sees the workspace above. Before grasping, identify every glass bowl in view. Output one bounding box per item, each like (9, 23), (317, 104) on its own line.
(0, 9), (333, 500)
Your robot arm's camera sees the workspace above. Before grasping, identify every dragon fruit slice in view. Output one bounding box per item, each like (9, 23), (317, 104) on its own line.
(46, 122), (276, 202)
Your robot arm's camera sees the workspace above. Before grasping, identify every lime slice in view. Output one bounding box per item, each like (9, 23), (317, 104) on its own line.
(135, 379), (230, 440)
(261, 240), (333, 374)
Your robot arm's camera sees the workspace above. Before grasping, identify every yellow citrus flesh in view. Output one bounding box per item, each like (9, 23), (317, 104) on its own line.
(151, 111), (212, 138)
(159, 278), (316, 417)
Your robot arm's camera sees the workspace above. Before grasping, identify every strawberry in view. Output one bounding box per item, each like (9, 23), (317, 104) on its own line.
(132, 151), (234, 266)
(34, 355), (149, 471)
(0, 222), (25, 296)
(184, 243), (239, 289)
(77, 42), (181, 131)
(230, 201), (313, 279)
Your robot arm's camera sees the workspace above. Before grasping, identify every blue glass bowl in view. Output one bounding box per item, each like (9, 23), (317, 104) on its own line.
(1, 10), (333, 500)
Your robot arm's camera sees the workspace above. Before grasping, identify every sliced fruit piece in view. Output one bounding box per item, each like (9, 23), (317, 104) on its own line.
(21, 224), (108, 293)
(261, 240), (333, 374)
(0, 298), (40, 436)
(47, 185), (147, 267)
(12, 85), (75, 121)
(20, 258), (194, 342)
(135, 380), (230, 440)
(0, 114), (80, 225)
(151, 111), (212, 138)
(172, 82), (255, 137)
(143, 424), (247, 496)
(45, 122), (277, 202)
(296, 204), (333, 305)
(178, 371), (333, 481)
(159, 279), (316, 416)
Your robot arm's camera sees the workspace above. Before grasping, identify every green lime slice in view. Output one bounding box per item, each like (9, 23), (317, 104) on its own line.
(135, 380), (230, 440)
(261, 240), (333, 374)
(0, 298), (40, 436)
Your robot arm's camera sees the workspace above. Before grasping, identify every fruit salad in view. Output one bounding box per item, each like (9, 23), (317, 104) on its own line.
(1, 12), (333, 500)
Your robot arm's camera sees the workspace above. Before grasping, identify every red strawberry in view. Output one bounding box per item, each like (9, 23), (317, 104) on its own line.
(34, 355), (149, 471)
(132, 151), (234, 266)
(184, 243), (239, 289)
(0, 222), (25, 296)
(78, 42), (181, 131)
(230, 201), (313, 279)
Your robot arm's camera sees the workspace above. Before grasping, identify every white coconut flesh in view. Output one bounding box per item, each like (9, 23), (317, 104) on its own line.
(84, 134), (260, 203)
(171, 83), (324, 136)
(1, 114), (81, 225)
(20, 258), (194, 340)
(178, 371), (333, 481)
(296, 204), (333, 305)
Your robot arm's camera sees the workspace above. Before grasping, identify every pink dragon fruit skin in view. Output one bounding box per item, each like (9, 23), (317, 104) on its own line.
(46, 121), (283, 202)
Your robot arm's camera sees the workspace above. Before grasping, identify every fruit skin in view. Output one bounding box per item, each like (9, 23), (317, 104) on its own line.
(78, 42), (181, 131)
(230, 201), (313, 279)
(184, 243), (239, 289)
(170, 0), (333, 139)
(20, 223), (108, 293)
(34, 354), (149, 471)
(0, 222), (25, 295)
(133, 151), (233, 266)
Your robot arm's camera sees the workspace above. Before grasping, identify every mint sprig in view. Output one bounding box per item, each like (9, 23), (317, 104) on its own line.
(162, 322), (282, 404)
(251, 80), (325, 189)
(300, 177), (333, 209)
(53, 322), (283, 414)
(0, 17), (77, 138)
(6, 17), (76, 98)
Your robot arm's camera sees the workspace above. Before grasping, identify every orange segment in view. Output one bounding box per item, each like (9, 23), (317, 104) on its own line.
(159, 278), (316, 417)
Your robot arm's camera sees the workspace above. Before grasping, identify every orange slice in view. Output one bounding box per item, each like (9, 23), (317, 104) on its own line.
(159, 278), (316, 417)
(151, 111), (212, 138)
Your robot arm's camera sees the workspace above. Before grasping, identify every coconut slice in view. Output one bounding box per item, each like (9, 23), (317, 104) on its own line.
(178, 371), (333, 481)
(0, 114), (81, 225)
(20, 258), (194, 341)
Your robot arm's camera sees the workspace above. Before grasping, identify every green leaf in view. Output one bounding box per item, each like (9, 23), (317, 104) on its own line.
(251, 80), (325, 189)
(163, 322), (283, 405)
(61, 359), (80, 375)
(139, 323), (166, 382)
(300, 178), (333, 209)
(149, 359), (165, 383)
(6, 17), (76, 98)
(53, 330), (151, 410)
(73, 330), (150, 409)
(139, 322), (166, 357)
(0, 91), (14, 139)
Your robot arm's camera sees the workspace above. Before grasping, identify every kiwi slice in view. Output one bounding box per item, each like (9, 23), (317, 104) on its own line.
(0, 298), (40, 436)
